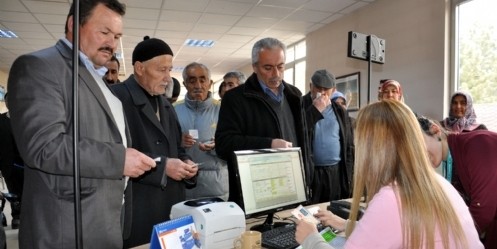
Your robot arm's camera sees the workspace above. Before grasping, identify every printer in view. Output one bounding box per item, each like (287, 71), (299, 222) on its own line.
(170, 197), (246, 249)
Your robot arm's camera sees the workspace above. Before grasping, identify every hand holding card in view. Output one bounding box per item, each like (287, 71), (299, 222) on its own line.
(291, 205), (320, 225)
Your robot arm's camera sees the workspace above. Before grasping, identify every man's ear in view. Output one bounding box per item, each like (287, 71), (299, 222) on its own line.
(67, 16), (74, 34)
(134, 62), (143, 76)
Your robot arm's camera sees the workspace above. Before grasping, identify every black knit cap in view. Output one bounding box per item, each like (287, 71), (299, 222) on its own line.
(132, 36), (173, 65)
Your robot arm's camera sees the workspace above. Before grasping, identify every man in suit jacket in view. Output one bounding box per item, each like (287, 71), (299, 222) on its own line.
(111, 37), (199, 248)
(7, 1), (156, 248)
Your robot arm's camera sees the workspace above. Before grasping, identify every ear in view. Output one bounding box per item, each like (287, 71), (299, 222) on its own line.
(134, 62), (144, 76)
(67, 15), (74, 34)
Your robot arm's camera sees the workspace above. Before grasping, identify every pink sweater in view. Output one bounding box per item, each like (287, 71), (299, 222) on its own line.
(302, 174), (483, 249)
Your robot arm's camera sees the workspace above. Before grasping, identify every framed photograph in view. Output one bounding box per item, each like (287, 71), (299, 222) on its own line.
(335, 72), (360, 111)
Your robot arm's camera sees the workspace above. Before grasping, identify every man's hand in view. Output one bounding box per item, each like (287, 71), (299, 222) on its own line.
(313, 93), (331, 113)
(123, 148), (156, 178)
(199, 139), (215, 151)
(181, 133), (196, 148)
(271, 139), (293, 148)
(165, 158), (199, 181)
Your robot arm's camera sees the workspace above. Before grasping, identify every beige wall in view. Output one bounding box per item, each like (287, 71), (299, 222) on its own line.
(306, 0), (450, 119)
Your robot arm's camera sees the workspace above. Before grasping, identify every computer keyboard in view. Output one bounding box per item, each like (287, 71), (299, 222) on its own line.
(261, 224), (299, 249)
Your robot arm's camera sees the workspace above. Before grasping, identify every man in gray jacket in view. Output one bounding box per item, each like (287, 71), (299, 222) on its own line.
(7, 1), (155, 248)
(175, 62), (229, 201)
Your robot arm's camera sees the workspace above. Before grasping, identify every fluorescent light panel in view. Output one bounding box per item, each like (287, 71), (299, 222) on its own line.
(0, 29), (18, 38)
(173, 66), (185, 72)
(184, 39), (214, 48)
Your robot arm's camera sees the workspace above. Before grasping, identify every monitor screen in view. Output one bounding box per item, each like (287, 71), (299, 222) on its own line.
(234, 148), (308, 219)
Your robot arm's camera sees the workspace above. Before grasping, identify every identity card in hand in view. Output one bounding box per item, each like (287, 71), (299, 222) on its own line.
(291, 205), (320, 225)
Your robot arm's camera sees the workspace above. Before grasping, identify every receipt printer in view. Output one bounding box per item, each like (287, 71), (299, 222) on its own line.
(170, 197), (246, 249)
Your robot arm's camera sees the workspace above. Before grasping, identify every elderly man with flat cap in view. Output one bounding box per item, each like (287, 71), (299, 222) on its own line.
(111, 36), (198, 247)
(303, 69), (355, 204)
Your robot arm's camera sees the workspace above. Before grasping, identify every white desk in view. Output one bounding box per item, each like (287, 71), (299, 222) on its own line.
(131, 202), (331, 249)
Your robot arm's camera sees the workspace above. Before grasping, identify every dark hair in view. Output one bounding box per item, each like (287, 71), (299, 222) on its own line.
(415, 114), (446, 137)
(110, 54), (120, 69)
(172, 77), (181, 98)
(218, 81), (226, 98)
(416, 114), (432, 135)
(65, 0), (126, 34)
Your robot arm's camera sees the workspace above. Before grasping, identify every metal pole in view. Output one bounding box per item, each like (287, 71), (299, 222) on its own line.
(367, 36), (372, 104)
(72, 0), (83, 248)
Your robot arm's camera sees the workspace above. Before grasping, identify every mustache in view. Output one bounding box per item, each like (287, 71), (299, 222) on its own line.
(99, 47), (114, 54)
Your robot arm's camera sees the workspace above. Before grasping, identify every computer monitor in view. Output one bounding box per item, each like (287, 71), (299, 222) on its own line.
(233, 148), (308, 232)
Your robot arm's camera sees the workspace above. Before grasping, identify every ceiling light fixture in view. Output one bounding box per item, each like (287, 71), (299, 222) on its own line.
(173, 66), (185, 72)
(184, 39), (214, 48)
(0, 29), (18, 38)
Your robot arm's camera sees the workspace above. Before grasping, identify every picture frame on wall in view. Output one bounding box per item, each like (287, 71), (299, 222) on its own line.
(335, 72), (360, 111)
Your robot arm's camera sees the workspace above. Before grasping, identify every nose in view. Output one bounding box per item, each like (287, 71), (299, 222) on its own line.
(191, 79), (202, 88)
(163, 73), (171, 83)
(271, 66), (281, 78)
(107, 35), (118, 51)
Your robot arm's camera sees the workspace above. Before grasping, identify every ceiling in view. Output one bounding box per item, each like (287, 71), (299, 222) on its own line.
(0, 0), (375, 83)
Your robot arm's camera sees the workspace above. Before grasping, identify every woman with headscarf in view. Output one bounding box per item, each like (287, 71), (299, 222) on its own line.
(442, 91), (487, 133)
(378, 79), (404, 102)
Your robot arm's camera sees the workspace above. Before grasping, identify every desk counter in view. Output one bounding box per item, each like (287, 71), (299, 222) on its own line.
(131, 202), (331, 249)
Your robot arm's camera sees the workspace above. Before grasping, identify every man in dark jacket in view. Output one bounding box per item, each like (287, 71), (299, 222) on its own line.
(303, 70), (355, 204)
(0, 93), (23, 229)
(215, 37), (313, 207)
(111, 37), (198, 248)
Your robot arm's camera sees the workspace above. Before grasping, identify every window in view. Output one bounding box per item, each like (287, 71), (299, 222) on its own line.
(453, 0), (497, 131)
(284, 40), (306, 93)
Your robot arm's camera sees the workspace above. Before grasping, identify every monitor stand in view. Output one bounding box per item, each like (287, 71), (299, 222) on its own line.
(249, 212), (292, 233)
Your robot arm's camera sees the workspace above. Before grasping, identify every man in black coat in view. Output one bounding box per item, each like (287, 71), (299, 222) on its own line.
(215, 37), (313, 206)
(111, 37), (198, 248)
(0, 93), (23, 229)
(303, 70), (355, 203)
